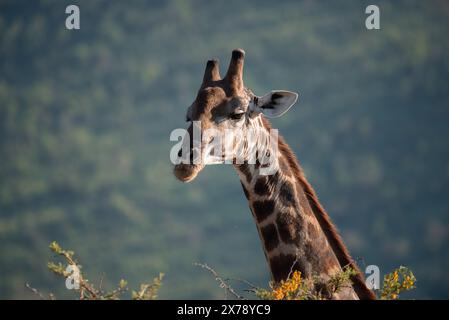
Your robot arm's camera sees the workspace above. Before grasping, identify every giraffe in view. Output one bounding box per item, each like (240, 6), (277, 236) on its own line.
(173, 49), (376, 300)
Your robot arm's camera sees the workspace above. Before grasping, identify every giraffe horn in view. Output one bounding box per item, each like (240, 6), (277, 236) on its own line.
(202, 59), (221, 86)
(225, 48), (245, 91)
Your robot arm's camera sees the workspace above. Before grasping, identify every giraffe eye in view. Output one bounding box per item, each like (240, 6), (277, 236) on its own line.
(230, 111), (244, 120)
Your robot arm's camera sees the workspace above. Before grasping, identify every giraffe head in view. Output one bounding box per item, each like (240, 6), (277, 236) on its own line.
(174, 49), (298, 182)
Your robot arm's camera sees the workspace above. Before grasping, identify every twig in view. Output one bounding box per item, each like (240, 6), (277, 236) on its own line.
(287, 255), (300, 280)
(194, 263), (245, 300)
(225, 277), (259, 290)
(25, 283), (47, 300)
(99, 273), (105, 294)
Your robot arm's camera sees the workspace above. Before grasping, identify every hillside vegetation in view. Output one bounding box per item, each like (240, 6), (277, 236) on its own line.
(0, 0), (448, 298)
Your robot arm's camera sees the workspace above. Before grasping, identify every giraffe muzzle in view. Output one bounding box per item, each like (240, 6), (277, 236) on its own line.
(173, 163), (204, 183)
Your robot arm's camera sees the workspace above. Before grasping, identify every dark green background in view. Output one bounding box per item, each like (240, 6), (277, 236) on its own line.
(1, 0), (448, 299)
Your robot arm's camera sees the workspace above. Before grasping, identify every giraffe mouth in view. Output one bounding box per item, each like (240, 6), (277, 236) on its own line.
(173, 163), (203, 183)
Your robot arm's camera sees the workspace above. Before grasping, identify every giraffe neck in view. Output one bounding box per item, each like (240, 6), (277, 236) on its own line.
(233, 120), (375, 300)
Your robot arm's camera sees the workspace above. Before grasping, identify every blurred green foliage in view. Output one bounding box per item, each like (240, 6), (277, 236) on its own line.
(0, 0), (448, 299)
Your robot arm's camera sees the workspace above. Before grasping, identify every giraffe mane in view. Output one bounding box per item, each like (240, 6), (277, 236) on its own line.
(261, 117), (376, 300)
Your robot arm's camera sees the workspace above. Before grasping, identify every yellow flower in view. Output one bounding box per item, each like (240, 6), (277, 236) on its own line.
(393, 271), (399, 282)
(272, 270), (302, 300)
(273, 289), (284, 300)
(292, 271), (301, 282)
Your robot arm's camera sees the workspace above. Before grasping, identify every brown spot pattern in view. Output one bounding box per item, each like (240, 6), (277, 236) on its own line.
(269, 254), (298, 282)
(279, 181), (296, 207)
(260, 224), (279, 252)
(254, 173), (279, 196)
(276, 210), (304, 244)
(252, 200), (275, 222)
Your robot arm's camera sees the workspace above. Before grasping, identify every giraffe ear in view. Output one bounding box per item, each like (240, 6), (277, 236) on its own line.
(253, 90), (299, 118)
